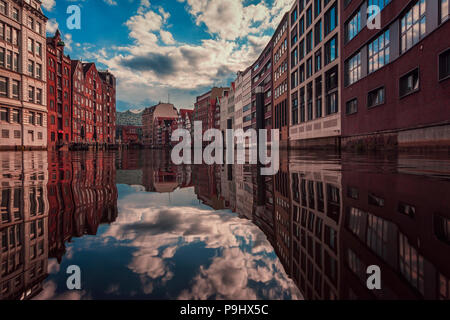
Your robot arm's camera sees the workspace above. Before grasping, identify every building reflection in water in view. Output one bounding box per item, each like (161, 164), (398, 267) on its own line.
(192, 152), (450, 300)
(0, 151), (118, 300)
(1, 149), (450, 300)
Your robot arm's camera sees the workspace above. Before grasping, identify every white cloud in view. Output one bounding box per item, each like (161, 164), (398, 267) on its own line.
(160, 30), (175, 45)
(85, 0), (291, 109)
(104, 0), (118, 5)
(41, 0), (56, 11)
(46, 18), (59, 34)
(98, 186), (302, 300)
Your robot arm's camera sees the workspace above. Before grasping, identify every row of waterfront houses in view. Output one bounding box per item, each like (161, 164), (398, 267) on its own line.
(0, 0), (116, 151)
(141, 103), (194, 148)
(195, 0), (450, 150)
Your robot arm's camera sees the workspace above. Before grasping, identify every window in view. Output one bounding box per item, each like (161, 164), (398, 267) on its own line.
(368, 0), (391, 13)
(12, 109), (20, 123)
(307, 82), (313, 120)
(315, 76), (323, 118)
(27, 16), (34, 30)
(307, 58), (313, 78)
(12, 8), (19, 21)
(36, 88), (42, 105)
(36, 42), (42, 56)
(14, 130), (20, 139)
(299, 40), (305, 60)
(369, 30), (390, 73)
(6, 50), (11, 69)
(0, 48), (3, 67)
(324, 3), (337, 36)
(36, 22), (42, 35)
(324, 36), (338, 65)
(27, 60), (35, 79)
(314, 20), (322, 45)
(306, 31), (313, 53)
(345, 51), (361, 86)
(306, 6), (313, 27)
(315, 50), (322, 72)
(291, 47), (298, 67)
(0, 107), (8, 122)
(315, 0), (322, 17)
(434, 214), (450, 245)
(1, 129), (9, 138)
(37, 113), (43, 126)
(36, 64), (42, 79)
(292, 92), (299, 125)
(0, 1), (5, 15)
(401, 0), (426, 53)
(28, 38), (34, 53)
(13, 53), (19, 72)
(292, 70), (299, 88)
(346, 99), (358, 114)
(400, 68), (419, 97)
(439, 48), (450, 80)
(368, 87), (385, 107)
(291, 7), (298, 24)
(0, 76), (7, 97)
(28, 86), (35, 102)
(12, 80), (19, 99)
(325, 67), (338, 115)
(300, 88), (305, 122)
(441, 0), (449, 23)
(29, 112), (35, 125)
(299, 17), (305, 36)
(346, 9), (361, 42)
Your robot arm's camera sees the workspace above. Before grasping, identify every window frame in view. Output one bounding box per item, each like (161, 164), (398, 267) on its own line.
(399, 67), (420, 98)
(367, 86), (386, 108)
(438, 48), (450, 81)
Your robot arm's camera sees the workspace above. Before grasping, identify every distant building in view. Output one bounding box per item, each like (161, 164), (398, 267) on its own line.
(177, 109), (194, 132)
(98, 70), (116, 144)
(194, 87), (229, 135)
(117, 125), (142, 144)
(116, 109), (143, 126)
(142, 103), (178, 148)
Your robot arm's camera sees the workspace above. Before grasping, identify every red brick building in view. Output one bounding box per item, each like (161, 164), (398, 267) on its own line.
(99, 70), (116, 144)
(46, 30), (72, 150)
(118, 125), (141, 144)
(82, 63), (104, 144)
(194, 87), (228, 134)
(70, 60), (86, 143)
(341, 0), (450, 149)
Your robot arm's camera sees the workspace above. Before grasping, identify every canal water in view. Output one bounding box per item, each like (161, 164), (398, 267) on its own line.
(0, 149), (449, 300)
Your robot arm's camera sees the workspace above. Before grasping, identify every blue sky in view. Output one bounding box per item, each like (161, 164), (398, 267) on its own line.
(42, 0), (293, 111)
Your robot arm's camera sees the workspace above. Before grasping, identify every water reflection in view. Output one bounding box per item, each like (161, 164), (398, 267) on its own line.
(0, 149), (449, 300)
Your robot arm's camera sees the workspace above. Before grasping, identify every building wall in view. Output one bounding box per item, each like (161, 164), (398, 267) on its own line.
(241, 68), (252, 131)
(251, 40), (273, 133)
(99, 70), (116, 144)
(341, 0), (450, 148)
(289, 0), (342, 148)
(0, 151), (49, 300)
(234, 73), (244, 130)
(0, 0), (47, 149)
(71, 60), (85, 143)
(46, 31), (71, 150)
(273, 13), (290, 143)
